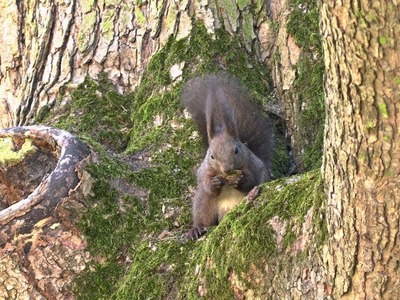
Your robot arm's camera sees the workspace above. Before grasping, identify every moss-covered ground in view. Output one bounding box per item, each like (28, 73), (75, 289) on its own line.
(179, 170), (325, 299)
(35, 16), (325, 299)
(114, 170), (324, 299)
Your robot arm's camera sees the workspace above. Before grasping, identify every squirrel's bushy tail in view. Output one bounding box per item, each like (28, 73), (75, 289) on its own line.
(181, 73), (273, 171)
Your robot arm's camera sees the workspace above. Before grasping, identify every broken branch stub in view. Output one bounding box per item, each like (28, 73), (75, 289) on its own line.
(0, 126), (93, 299)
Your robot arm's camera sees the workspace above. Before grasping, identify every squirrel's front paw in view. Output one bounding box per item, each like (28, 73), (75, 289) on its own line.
(210, 176), (223, 190)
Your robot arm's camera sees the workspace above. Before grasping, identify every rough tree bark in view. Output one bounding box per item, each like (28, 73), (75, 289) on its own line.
(321, 0), (400, 298)
(0, 0), (292, 128)
(0, 0), (191, 127)
(0, 0), (307, 167)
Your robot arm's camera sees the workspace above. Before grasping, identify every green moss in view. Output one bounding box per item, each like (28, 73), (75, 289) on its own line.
(282, 229), (297, 249)
(128, 86), (185, 153)
(80, 170), (145, 255)
(379, 36), (387, 46)
(41, 74), (133, 151)
(113, 241), (192, 299)
(287, 0), (321, 50)
(379, 102), (389, 118)
(89, 120), (201, 300)
(75, 262), (125, 300)
(270, 116), (290, 178)
(0, 137), (37, 166)
(242, 10), (256, 48)
(394, 77), (400, 85)
(288, 0), (325, 171)
(77, 11), (97, 52)
(134, 7), (146, 25)
(102, 10), (116, 42)
(34, 105), (51, 123)
(366, 119), (375, 129)
(106, 171), (325, 300)
(294, 54), (324, 171)
(180, 170), (325, 299)
(237, 0), (250, 10)
(72, 103), (200, 299)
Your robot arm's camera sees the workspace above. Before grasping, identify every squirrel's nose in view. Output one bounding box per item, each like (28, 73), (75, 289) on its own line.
(221, 165), (234, 174)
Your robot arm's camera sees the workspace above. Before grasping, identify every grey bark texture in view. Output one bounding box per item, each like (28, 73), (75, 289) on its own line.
(321, 0), (400, 298)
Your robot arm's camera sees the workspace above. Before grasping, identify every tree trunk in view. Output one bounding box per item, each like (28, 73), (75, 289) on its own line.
(321, 1), (400, 298)
(0, 0), (318, 171)
(0, 0), (283, 127)
(1, 0), (177, 127)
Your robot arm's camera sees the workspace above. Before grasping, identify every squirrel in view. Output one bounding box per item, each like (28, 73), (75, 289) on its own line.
(181, 74), (273, 239)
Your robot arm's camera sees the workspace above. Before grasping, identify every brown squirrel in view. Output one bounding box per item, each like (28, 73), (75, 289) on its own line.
(181, 74), (273, 239)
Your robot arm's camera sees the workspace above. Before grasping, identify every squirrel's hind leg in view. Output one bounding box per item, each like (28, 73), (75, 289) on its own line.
(187, 226), (208, 239)
(188, 192), (218, 240)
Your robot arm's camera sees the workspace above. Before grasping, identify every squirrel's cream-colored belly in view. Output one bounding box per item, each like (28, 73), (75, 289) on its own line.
(217, 186), (245, 222)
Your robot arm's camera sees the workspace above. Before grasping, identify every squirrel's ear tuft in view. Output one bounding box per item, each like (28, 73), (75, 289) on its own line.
(215, 87), (238, 137)
(206, 89), (229, 142)
(206, 90), (218, 144)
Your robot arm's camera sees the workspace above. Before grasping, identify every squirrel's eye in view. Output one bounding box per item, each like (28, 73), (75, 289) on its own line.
(210, 154), (215, 160)
(234, 147), (239, 154)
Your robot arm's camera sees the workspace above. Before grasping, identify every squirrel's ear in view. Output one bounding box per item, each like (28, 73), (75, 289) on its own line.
(215, 87), (238, 137)
(206, 90), (226, 142)
(206, 91), (217, 141)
